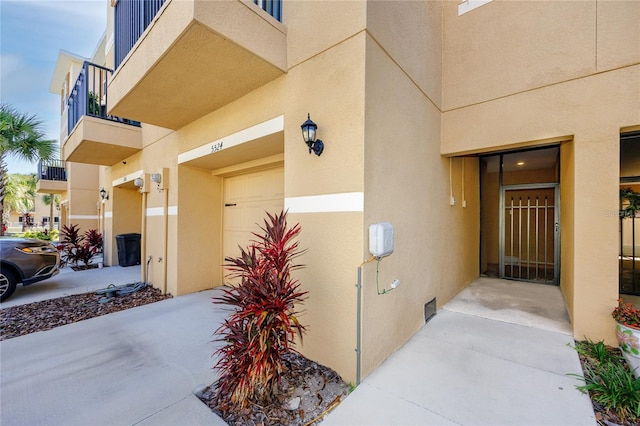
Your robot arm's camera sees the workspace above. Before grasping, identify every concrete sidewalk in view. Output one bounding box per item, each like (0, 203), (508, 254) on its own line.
(325, 278), (596, 425)
(1, 271), (597, 425)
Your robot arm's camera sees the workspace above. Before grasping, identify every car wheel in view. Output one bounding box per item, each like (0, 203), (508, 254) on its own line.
(0, 267), (17, 302)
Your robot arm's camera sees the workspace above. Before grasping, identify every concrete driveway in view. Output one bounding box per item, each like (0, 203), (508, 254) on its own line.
(1, 283), (227, 425)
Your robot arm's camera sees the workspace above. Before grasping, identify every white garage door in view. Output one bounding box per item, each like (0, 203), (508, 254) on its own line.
(223, 167), (284, 268)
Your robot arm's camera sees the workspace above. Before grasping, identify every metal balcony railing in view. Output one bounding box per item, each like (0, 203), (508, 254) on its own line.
(38, 160), (67, 182)
(67, 62), (141, 135)
(254, 0), (282, 22)
(114, 0), (282, 69)
(114, 0), (166, 69)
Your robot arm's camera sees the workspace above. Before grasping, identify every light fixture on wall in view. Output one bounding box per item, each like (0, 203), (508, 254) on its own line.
(134, 178), (144, 193)
(99, 188), (109, 200)
(301, 113), (324, 156)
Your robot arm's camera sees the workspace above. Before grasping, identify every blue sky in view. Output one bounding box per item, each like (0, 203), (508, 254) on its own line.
(1, 0), (106, 174)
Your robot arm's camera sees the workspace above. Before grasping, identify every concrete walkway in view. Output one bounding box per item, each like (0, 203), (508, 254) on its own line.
(325, 278), (596, 425)
(1, 272), (596, 425)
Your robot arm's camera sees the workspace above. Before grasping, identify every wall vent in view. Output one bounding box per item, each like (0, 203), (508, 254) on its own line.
(424, 298), (437, 323)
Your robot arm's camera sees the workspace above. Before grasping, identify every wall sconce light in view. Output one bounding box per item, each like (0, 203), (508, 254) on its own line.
(151, 173), (162, 184)
(99, 188), (109, 200)
(134, 178), (144, 193)
(301, 113), (324, 156)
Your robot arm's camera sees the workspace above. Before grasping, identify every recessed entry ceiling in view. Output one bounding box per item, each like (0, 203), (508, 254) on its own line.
(483, 147), (559, 173)
(621, 132), (640, 179)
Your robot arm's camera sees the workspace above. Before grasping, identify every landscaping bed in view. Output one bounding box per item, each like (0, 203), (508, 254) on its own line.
(0, 286), (171, 341)
(197, 351), (350, 426)
(573, 340), (640, 426)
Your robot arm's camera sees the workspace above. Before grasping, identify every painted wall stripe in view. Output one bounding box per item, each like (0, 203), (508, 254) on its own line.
(146, 206), (178, 216)
(112, 169), (144, 188)
(458, 0), (493, 16)
(69, 215), (99, 220)
(285, 192), (364, 213)
(178, 115), (284, 164)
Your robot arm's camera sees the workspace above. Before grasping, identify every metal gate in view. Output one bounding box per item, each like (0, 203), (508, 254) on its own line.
(499, 184), (559, 284)
(620, 213), (640, 295)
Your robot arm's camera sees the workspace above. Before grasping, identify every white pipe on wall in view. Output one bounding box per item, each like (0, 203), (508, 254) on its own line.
(141, 191), (147, 284)
(162, 187), (168, 295)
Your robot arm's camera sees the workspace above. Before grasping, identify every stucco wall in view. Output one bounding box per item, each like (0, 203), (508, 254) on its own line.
(442, 0), (640, 343)
(362, 21), (479, 376)
(86, 0), (640, 384)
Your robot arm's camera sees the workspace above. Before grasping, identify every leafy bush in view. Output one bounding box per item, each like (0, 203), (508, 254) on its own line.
(213, 211), (308, 413)
(59, 224), (103, 267)
(572, 339), (640, 423)
(21, 228), (59, 241)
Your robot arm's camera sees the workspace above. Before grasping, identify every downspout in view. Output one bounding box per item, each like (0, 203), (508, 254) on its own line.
(140, 191), (147, 283)
(162, 187), (168, 295)
(356, 256), (376, 386)
(356, 265), (362, 385)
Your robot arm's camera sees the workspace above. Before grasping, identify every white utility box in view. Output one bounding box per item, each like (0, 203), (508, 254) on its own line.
(369, 222), (394, 257)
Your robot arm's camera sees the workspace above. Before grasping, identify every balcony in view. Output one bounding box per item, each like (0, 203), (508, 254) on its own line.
(108, 0), (287, 130)
(64, 62), (142, 166)
(36, 160), (67, 194)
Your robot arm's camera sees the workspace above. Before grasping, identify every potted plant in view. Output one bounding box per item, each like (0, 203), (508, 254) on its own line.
(612, 299), (640, 357)
(620, 188), (640, 218)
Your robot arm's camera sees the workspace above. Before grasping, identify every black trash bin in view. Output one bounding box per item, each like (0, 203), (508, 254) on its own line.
(115, 233), (141, 267)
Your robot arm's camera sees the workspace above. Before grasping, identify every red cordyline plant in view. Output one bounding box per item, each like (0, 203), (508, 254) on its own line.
(612, 299), (640, 329)
(212, 211), (308, 413)
(59, 224), (103, 267)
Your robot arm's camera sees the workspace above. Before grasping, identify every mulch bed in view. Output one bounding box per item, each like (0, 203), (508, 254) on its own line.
(0, 286), (172, 341)
(198, 351), (350, 426)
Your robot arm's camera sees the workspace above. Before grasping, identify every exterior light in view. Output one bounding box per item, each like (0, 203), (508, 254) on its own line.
(516, 161), (525, 166)
(300, 113), (324, 156)
(99, 188), (109, 200)
(134, 178), (144, 187)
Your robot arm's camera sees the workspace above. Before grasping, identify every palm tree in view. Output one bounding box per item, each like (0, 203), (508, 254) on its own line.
(42, 193), (61, 232)
(4, 173), (37, 231)
(0, 104), (57, 235)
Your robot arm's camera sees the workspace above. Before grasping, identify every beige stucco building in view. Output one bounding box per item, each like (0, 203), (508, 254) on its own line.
(40, 47), (104, 236)
(51, 0), (640, 383)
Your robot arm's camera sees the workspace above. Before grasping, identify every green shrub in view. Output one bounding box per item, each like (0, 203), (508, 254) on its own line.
(213, 211), (307, 413)
(572, 339), (640, 422)
(22, 229), (56, 241)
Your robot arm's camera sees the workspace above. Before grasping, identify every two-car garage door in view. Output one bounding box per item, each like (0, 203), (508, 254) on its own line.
(223, 167), (284, 265)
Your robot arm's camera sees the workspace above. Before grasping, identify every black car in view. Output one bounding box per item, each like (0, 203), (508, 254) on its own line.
(0, 237), (61, 302)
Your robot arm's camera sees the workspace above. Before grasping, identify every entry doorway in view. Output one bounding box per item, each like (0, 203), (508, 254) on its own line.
(481, 146), (560, 285)
(500, 184), (559, 284)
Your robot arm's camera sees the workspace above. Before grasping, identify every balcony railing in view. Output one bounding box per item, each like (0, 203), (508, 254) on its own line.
(114, 0), (282, 69)
(254, 0), (282, 22)
(38, 160), (67, 182)
(67, 61), (140, 135)
(114, 0), (167, 69)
